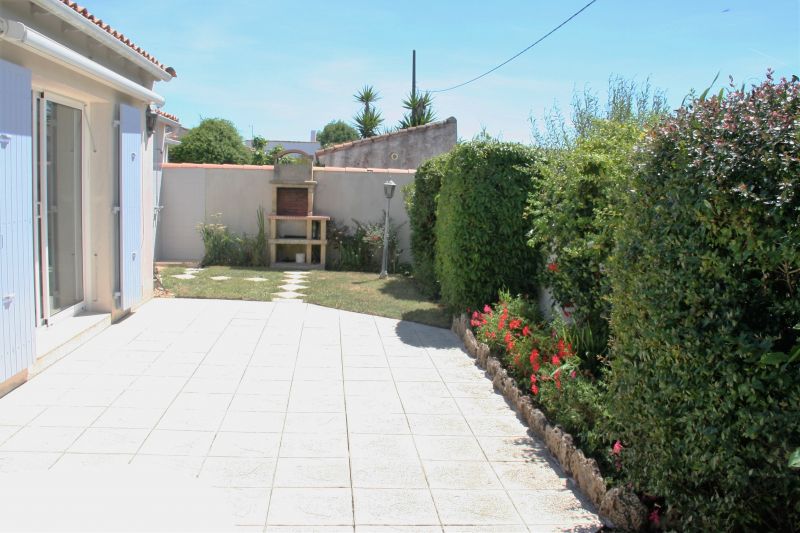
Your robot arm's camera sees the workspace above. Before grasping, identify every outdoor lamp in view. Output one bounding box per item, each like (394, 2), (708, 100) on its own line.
(383, 180), (396, 200)
(379, 180), (397, 279)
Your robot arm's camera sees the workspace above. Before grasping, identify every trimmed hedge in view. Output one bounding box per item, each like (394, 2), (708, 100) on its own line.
(528, 119), (641, 341)
(435, 141), (542, 311)
(607, 74), (800, 529)
(406, 154), (448, 297)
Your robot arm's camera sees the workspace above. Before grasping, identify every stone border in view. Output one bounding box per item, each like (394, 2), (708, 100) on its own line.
(451, 314), (647, 531)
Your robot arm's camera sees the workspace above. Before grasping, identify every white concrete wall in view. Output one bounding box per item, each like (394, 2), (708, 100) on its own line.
(156, 164), (416, 264)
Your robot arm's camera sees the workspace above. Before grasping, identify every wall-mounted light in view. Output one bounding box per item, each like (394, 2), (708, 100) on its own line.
(145, 106), (157, 138)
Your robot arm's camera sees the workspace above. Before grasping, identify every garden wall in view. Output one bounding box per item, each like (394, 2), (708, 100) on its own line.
(156, 163), (415, 264)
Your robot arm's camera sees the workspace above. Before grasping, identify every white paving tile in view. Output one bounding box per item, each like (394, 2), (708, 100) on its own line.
(0, 299), (600, 530)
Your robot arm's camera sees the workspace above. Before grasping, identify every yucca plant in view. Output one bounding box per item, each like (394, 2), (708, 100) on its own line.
(399, 91), (436, 128)
(353, 85), (384, 138)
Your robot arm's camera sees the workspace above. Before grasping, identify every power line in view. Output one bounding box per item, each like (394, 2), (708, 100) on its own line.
(427, 0), (600, 93)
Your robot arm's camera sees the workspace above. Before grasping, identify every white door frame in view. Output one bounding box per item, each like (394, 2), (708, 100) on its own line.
(32, 89), (89, 326)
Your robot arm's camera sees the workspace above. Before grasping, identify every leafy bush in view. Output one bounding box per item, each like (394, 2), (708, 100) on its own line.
(317, 120), (359, 148)
(434, 141), (542, 311)
(405, 154), (448, 297)
(327, 218), (402, 273)
(197, 210), (268, 267)
(528, 119), (642, 352)
(170, 118), (249, 164)
(472, 295), (611, 469)
(607, 73), (800, 530)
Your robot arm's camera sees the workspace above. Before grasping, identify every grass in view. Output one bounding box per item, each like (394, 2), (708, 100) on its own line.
(158, 265), (450, 328)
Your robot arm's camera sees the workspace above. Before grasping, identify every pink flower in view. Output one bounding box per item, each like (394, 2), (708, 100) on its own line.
(612, 440), (623, 455)
(483, 305), (492, 314)
(570, 370), (577, 379)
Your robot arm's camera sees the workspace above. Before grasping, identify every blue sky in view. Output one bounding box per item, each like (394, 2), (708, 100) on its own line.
(100, 0), (798, 143)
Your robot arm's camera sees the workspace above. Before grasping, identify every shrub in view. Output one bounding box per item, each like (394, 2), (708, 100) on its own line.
(528, 119), (642, 353)
(435, 141), (542, 311)
(405, 154), (448, 297)
(197, 214), (243, 266)
(607, 73), (800, 530)
(327, 217), (402, 273)
(317, 120), (359, 148)
(197, 210), (268, 267)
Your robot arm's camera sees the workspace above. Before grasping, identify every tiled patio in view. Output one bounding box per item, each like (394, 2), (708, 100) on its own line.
(0, 299), (601, 532)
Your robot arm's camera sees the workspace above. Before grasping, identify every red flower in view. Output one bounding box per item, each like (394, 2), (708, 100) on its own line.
(570, 370), (577, 379)
(554, 369), (562, 390)
(530, 374), (539, 395)
(509, 319), (522, 330)
(551, 356), (561, 366)
(521, 325), (531, 337)
(529, 349), (540, 372)
(612, 440), (623, 455)
(547, 262), (558, 272)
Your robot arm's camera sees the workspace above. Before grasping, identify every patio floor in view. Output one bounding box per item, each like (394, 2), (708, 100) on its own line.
(0, 299), (601, 532)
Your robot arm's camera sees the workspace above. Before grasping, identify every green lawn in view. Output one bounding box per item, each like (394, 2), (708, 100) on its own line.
(158, 266), (450, 328)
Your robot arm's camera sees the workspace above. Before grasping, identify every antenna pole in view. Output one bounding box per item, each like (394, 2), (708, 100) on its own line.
(412, 50), (416, 98)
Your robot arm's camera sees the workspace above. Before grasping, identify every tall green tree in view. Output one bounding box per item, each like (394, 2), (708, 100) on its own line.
(169, 118), (249, 164)
(317, 120), (359, 147)
(353, 85), (384, 138)
(399, 91), (436, 128)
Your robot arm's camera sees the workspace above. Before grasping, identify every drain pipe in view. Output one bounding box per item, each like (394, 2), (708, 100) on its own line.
(0, 17), (165, 106)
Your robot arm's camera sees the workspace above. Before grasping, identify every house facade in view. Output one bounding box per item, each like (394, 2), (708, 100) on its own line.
(0, 0), (175, 394)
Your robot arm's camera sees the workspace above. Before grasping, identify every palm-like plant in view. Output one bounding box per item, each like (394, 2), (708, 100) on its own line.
(353, 85), (384, 138)
(399, 91), (436, 129)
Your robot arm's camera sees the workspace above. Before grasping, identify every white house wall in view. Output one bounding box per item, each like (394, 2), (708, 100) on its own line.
(0, 12), (158, 321)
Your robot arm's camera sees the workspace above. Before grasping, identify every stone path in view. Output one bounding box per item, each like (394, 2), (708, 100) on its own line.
(0, 299), (601, 531)
(271, 271), (309, 302)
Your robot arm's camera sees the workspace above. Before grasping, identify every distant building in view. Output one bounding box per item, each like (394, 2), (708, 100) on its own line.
(246, 130), (321, 156)
(315, 117), (457, 169)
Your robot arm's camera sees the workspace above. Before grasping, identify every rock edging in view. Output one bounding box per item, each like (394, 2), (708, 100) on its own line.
(451, 313), (647, 531)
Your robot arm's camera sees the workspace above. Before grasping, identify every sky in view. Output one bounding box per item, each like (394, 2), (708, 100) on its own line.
(97, 0), (799, 143)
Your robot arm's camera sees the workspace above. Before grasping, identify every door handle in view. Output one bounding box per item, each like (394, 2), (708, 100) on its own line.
(2, 294), (15, 309)
(0, 134), (10, 148)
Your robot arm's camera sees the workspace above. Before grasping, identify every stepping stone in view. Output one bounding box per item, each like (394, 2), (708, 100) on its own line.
(271, 298), (304, 302)
(278, 283), (307, 291)
(209, 276), (230, 281)
(271, 291), (305, 299)
(245, 277), (268, 282)
(171, 274), (196, 280)
(184, 268), (204, 274)
(283, 272), (309, 278)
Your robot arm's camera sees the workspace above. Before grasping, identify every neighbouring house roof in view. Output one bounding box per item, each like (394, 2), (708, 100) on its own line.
(315, 117), (457, 155)
(155, 108), (180, 125)
(33, 0), (176, 79)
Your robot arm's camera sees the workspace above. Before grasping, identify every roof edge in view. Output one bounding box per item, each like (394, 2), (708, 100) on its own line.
(32, 0), (174, 81)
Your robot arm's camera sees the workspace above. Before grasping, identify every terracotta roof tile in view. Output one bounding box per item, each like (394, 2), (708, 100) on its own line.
(58, 0), (175, 76)
(155, 108), (180, 123)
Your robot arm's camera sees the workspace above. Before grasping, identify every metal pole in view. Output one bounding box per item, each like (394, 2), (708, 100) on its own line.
(379, 196), (391, 279)
(412, 50), (416, 98)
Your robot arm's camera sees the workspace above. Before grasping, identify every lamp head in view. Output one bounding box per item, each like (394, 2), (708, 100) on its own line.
(383, 179), (396, 199)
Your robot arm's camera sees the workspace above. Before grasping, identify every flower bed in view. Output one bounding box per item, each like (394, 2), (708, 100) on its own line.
(452, 311), (648, 530)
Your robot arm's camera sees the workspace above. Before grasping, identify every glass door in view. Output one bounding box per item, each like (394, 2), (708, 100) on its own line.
(34, 95), (84, 323)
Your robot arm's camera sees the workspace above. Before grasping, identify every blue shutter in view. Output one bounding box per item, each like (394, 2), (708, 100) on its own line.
(0, 59), (35, 381)
(119, 104), (143, 310)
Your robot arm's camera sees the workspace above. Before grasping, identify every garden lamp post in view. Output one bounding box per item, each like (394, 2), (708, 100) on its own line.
(379, 180), (397, 279)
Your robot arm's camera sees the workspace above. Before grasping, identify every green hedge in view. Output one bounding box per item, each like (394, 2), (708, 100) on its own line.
(406, 155), (448, 297)
(607, 74), (800, 529)
(435, 141), (542, 310)
(528, 119), (641, 347)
